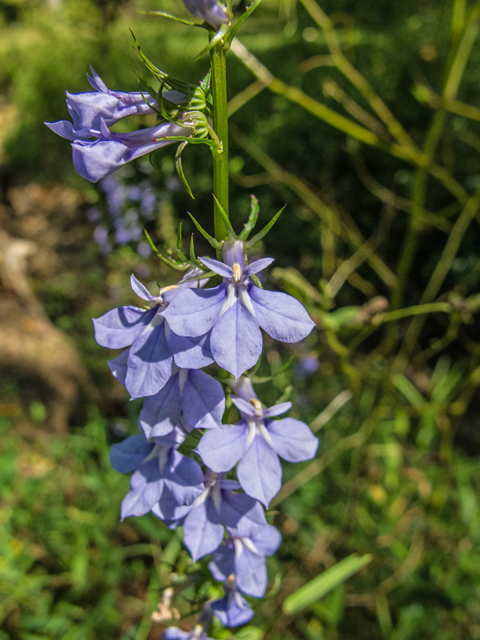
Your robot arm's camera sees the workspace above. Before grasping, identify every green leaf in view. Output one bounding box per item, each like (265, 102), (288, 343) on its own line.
(143, 229), (189, 272)
(245, 205), (286, 249)
(392, 374), (425, 408)
(188, 213), (223, 250)
(226, 0), (264, 46)
(235, 626), (264, 640)
(175, 222), (188, 262)
(283, 554), (372, 615)
(189, 234), (207, 270)
(141, 10), (201, 27)
(212, 194), (237, 240)
(239, 195), (260, 240)
(194, 24), (230, 61)
(175, 141), (195, 199)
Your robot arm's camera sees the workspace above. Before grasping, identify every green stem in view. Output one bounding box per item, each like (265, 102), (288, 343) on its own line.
(209, 40), (230, 243)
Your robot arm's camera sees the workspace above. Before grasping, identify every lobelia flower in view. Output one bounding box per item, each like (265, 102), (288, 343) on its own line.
(110, 427), (204, 520)
(182, 0), (230, 29)
(71, 120), (193, 183)
(209, 524), (281, 598)
(139, 366), (225, 438)
(94, 268), (213, 399)
(197, 377), (319, 506)
(162, 240), (316, 379)
(156, 471), (266, 561)
(210, 578), (254, 627)
(45, 67), (186, 141)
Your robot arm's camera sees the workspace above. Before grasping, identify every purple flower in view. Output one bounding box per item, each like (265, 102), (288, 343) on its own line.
(45, 67), (186, 140)
(157, 472), (266, 561)
(182, 0), (230, 29)
(110, 428), (204, 520)
(164, 625), (213, 640)
(139, 366), (225, 438)
(94, 269), (213, 399)
(210, 579), (254, 627)
(162, 241), (315, 379)
(197, 377), (319, 506)
(209, 524), (281, 597)
(71, 120), (192, 183)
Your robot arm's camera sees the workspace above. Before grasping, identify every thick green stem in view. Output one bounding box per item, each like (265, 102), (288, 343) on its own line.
(209, 41), (230, 243)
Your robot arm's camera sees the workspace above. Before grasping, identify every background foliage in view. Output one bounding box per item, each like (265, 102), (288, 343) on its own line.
(1, 0), (480, 638)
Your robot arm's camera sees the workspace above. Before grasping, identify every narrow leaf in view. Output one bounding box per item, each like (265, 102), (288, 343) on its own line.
(226, 0), (264, 46)
(143, 229), (189, 272)
(188, 213), (223, 250)
(175, 141), (195, 199)
(190, 234), (207, 270)
(175, 222), (188, 262)
(141, 10), (201, 27)
(212, 194), (237, 240)
(239, 195), (260, 240)
(246, 205), (286, 249)
(283, 554), (372, 615)
(250, 274), (263, 289)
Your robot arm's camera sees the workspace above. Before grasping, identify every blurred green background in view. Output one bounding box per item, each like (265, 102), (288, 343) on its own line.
(1, 0), (480, 638)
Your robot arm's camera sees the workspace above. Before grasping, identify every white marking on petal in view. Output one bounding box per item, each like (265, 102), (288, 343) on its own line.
(219, 282), (238, 317)
(238, 285), (256, 317)
(242, 537), (261, 555)
(234, 538), (243, 562)
(245, 419), (257, 449)
(258, 421), (273, 447)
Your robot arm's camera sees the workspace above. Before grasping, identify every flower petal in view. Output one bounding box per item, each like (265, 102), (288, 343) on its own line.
(184, 500), (224, 561)
(210, 300), (262, 379)
(249, 286), (315, 343)
(108, 348), (129, 386)
(237, 436), (282, 507)
(243, 257), (274, 278)
(162, 450), (205, 504)
(182, 369), (225, 429)
(109, 434), (153, 473)
(230, 396), (256, 417)
(251, 524), (282, 556)
(139, 374), (181, 438)
(126, 317), (173, 398)
(200, 256), (234, 279)
(162, 284), (226, 337)
(220, 490), (266, 537)
(93, 306), (156, 349)
(166, 329), (214, 369)
(267, 417), (319, 462)
(236, 548), (267, 598)
(264, 401), (292, 417)
(197, 424), (247, 471)
(130, 274), (156, 301)
(209, 543), (235, 583)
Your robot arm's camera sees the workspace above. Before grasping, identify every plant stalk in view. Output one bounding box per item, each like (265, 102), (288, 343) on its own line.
(209, 39), (230, 243)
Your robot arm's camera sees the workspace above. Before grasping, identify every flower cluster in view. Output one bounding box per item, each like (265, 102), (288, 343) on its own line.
(94, 239), (318, 629)
(50, 1), (319, 635)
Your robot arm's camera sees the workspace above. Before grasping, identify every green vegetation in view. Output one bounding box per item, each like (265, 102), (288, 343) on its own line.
(1, 0), (480, 638)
